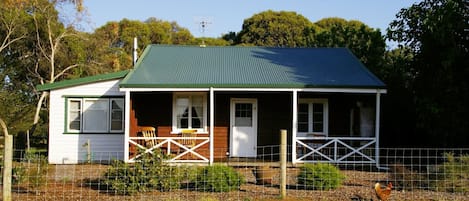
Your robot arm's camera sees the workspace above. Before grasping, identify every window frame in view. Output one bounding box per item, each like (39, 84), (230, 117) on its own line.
(67, 98), (82, 133)
(172, 92), (207, 134)
(297, 98), (329, 136)
(65, 97), (124, 134)
(109, 98), (125, 133)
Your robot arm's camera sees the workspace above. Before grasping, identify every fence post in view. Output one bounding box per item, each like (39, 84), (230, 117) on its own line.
(280, 129), (287, 198)
(1, 118), (12, 201)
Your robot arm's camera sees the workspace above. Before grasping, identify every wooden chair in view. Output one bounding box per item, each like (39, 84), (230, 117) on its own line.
(180, 129), (197, 154)
(139, 126), (157, 148)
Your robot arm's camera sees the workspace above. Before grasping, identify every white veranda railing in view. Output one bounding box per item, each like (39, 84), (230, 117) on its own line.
(295, 137), (377, 164)
(128, 136), (210, 163)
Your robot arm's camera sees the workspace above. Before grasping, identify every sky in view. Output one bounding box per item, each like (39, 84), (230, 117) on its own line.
(79, 0), (421, 38)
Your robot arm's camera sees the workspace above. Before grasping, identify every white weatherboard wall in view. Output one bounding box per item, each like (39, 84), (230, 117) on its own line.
(48, 79), (124, 164)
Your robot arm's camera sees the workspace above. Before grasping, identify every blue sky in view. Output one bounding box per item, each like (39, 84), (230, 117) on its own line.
(80, 0), (420, 38)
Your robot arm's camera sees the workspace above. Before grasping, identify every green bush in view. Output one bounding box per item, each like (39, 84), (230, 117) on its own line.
(194, 165), (245, 192)
(151, 165), (183, 192)
(103, 160), (146, 195)
(102, 151), (183, 195)
(297, 163), (345, 190)
(431, 153), (469, 193)
(1, 153), (47, 188)
(24, 154), (48, 188)
(12, 165), (26, 185)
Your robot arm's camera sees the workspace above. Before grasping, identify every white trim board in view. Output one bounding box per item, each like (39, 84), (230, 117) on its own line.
(120, 87), (387, 94)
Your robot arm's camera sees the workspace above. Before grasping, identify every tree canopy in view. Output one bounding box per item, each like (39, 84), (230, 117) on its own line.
(237, 10), (313, 47)
(88, 18), (196, 73)
(387, 0), (469, 146)
(234, 12), (386, 75)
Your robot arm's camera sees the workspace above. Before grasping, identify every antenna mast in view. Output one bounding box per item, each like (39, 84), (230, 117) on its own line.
(195, 16), (212, 47)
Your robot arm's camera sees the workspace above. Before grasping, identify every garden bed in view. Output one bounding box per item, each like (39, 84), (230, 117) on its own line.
(3, 164), (468, 201)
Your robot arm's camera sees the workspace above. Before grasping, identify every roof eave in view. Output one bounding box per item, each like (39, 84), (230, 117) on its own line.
(36, 70), (130, 91)
(119, 83), (386, 94)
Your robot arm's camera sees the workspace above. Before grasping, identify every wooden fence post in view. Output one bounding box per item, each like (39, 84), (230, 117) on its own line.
(1, 118), (12, 201)
(280, 129), (287, 199)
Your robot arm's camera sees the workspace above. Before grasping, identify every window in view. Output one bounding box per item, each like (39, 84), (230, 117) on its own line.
(66, 98), (124, 133)
(173, 93), (207, 132)
(235, 103), (253, 127)
(110, 99), (124, 131)
(297, 99), (328, 135)
(68, 100), (81, 132)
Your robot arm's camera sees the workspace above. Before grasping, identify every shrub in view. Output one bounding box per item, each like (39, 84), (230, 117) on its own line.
(389, 163), (422, 190)
(151, 165), (183, 191)
(102, 151), (183, 195)
(297, 163), (345, 190)
(24, 154), (48, 189)
(1, 153), (47, 188)
(194, 165), (245, 192)
(103, 160), (145, 195)
(431, 153), (469, 193)
(11, 164), (26, 185)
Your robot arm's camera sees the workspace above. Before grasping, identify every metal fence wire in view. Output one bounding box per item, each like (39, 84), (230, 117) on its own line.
(1, 147), (469, 201)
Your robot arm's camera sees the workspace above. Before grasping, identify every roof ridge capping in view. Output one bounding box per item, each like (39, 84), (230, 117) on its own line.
(36, 70), (130, 91)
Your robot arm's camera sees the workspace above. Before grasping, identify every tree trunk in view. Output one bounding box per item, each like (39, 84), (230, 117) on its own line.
(30, 91), (49, 136)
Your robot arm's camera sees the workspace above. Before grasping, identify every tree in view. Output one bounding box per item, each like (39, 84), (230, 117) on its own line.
(146, 17), (173, 44)
(28, 0), (87, 136)
(0, 0), (35, 149)
(311, 17), (386, 73)
(387, 0), (469, 146)
(221, 31), (238, 45)
(89, 18), (195, 73)
(195, 37), (229, 46)
(379, 47), (417, 146)
(169, 22), (194, 45)
(0, 86), (35, 139)
(0, 0), (30, 54)
(237, 10), (313, 47)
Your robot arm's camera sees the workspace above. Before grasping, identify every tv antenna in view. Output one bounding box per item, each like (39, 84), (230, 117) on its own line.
(194, 16), (213, 47)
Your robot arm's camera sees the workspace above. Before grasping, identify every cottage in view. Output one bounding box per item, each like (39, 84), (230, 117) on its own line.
(38, 45), (386, 165)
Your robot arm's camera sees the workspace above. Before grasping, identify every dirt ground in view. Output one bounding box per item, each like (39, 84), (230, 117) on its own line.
(3, 164), (469, 201)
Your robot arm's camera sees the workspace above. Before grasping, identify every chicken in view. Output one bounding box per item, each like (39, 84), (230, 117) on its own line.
(374, 182), (392, 201)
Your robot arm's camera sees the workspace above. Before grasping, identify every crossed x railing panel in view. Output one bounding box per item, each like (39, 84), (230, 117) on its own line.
(128, 136), (210, 163)
(295, 137), (376, 164)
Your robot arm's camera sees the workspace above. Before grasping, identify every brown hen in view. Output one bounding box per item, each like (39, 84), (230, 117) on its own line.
(374, 182), (392, 201)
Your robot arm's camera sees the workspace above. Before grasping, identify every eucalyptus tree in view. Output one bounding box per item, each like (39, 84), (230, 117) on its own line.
(27, 0), (88, 136)
(0, 2), (83, 190)
(89, 18), (195, 72)
(237, 10), (313, 47)
(146, 17), (173, 44)
(387, 0), (469, 146)
(0, 0), (36, 142)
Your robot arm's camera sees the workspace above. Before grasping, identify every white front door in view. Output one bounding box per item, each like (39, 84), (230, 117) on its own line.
(230, 98), (257, 157)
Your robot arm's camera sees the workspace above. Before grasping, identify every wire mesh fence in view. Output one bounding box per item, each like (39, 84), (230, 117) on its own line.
(1, 147), (469, 200)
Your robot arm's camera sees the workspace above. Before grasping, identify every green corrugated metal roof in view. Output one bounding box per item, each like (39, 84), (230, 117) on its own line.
(37, 70), (130, 91)
(120, 45), (385, 89)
